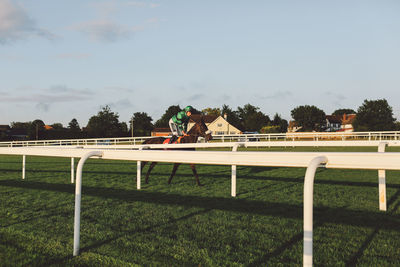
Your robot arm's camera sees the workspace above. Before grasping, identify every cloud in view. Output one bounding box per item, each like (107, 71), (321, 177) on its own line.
(73, 19), (139, 42)
(47, 85), (93, 95)
(56, 53), (91, 60)
(0, 85), (93, 109)
(259, 90), (293, 100)
(125, 2), (160, 8)
(0, 0), (56, 44)
(324, 91), (346, 107)
(106, 99), (132, 109)
(36, 102), (50, 112)
(186, 94), (206, 101)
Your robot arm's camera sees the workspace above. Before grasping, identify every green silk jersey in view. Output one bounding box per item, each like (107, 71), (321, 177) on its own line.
(172, 111), (190, 132)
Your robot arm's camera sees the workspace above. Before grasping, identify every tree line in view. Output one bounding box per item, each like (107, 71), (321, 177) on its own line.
(0, 98), (399, 141)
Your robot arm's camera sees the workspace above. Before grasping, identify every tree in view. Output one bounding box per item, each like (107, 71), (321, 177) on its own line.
(154, 105), (181, 128)
(68, 119), (81, 131)
(30, 119), (45, 140)
(68, 118), (82, 139)
(85, 106), (127, 138)
(51, 123), (64, 130)
(332, 108), (356, 116)
(271, 113), (288, 132)
(353, 99), (396, 131)
(202, 107), (221, 116)
(221, 104), (242, 131)
(130, 112), (153, 136)
(291, 105), (326, 131)
(237, 104), (270, 132)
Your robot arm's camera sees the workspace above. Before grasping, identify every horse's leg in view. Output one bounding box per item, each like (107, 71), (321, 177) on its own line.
(140, 161), (148, 172)
(190, 164), (202, 186)
(168, 163), (181, 184)
(145, 162), (158, 184)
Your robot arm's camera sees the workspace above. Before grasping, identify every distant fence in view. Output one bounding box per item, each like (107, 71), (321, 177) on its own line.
(1, 130), (400, 147)
(1, 145), (400, 266)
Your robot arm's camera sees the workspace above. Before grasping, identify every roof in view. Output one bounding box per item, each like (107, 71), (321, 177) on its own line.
(190, 114), (218, 124)
(342, 114), (356, 124)
(326, 115), (341, 124)
(151, 128), (171, 133)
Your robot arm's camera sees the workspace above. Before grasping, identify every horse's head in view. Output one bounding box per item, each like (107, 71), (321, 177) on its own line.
(187, 116), (213, 142)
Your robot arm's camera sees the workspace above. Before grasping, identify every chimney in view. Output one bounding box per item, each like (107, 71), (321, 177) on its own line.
(224, 113), (227, 120)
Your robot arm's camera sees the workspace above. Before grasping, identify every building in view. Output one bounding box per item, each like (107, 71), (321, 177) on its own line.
(339, 114), (356, 132)
(288, 113), (357, 133)
(188, 114), (241, 135)
(287, 121), (302, 132)
(151, 128), (171, 137)
(325, 115), (342, 132)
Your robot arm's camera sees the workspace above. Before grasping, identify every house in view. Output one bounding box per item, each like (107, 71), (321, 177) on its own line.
(287, 121), (302, 132)
(288, 113), (357, 133)
(188, 114), (241, 135)
(151, 127), (171, 137)
(339, 113), (356, 132)
(325, 115), (342, 132)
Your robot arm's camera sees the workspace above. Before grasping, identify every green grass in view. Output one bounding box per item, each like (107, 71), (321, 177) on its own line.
(1, 147), (400, 266)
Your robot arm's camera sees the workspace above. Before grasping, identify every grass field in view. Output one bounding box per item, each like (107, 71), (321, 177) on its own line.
(1, 147), (400, 266)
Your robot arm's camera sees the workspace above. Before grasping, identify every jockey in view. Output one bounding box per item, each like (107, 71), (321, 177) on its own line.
(168, 106), (193, 143)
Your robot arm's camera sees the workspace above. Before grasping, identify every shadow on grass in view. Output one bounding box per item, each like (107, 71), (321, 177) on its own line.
(345, 188), (400, 266)
(1, 180), (399, 231)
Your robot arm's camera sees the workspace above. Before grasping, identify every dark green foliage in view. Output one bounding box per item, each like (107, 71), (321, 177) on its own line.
(353, 99), (396, 131)
(154, 105), (181, 128)
(0, 147), (399, 266)
(291, 105), (326, 131)
(272, 113), (288, 132)
(85, 106), (128, 138)
(332, 109), (356, 116)
(202, 107), (221, 116)
(130, 112), (154, 137)
(236, 104), (270, 132)
(221, 104), (242, 131)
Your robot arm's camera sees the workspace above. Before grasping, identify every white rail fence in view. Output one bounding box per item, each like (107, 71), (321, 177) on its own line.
(1, 146), (400, 266)
(1, 130), (400, 147)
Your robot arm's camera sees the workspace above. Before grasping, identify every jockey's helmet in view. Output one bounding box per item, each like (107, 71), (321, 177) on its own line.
(184, 106), (193, 113)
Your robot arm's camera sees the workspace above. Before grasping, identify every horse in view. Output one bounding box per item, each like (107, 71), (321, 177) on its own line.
(140, 118), (213, 186)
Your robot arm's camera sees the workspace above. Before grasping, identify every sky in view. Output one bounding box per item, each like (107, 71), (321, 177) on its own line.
(1, 0), (400, 127)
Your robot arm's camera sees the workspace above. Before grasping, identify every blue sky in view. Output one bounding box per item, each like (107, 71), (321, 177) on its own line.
(1, 0), (399, 127)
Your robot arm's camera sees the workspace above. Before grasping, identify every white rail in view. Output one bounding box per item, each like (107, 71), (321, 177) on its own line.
(1, 130), (400, 147)
(1, 146), (400, 266)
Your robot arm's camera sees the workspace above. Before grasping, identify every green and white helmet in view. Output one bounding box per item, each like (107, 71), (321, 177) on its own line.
(184, 106), (193, 112)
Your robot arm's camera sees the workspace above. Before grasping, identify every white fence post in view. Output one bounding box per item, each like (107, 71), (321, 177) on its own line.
(303, 156), (328, 267)
(231, 144), (239, 197)
(136, 146), (149, 190)
(71, 158), (75, 183)
(22, 155), (26, 180)
(73, 151), (103, 256)
(378, 142), (387, 211)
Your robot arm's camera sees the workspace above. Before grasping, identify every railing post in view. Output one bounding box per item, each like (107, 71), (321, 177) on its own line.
(22, 155), (26, 180)
(231, 144), (239, 197)
(71, 158), (75, 183)
(136, 146), (149, 189)
(73, 151), (103, 257)
(378, 142), (387, 211)
(304, 156), (328, 267)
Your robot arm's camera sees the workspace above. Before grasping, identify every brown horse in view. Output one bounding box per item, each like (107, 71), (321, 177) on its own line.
(141, 118), (213, 186)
